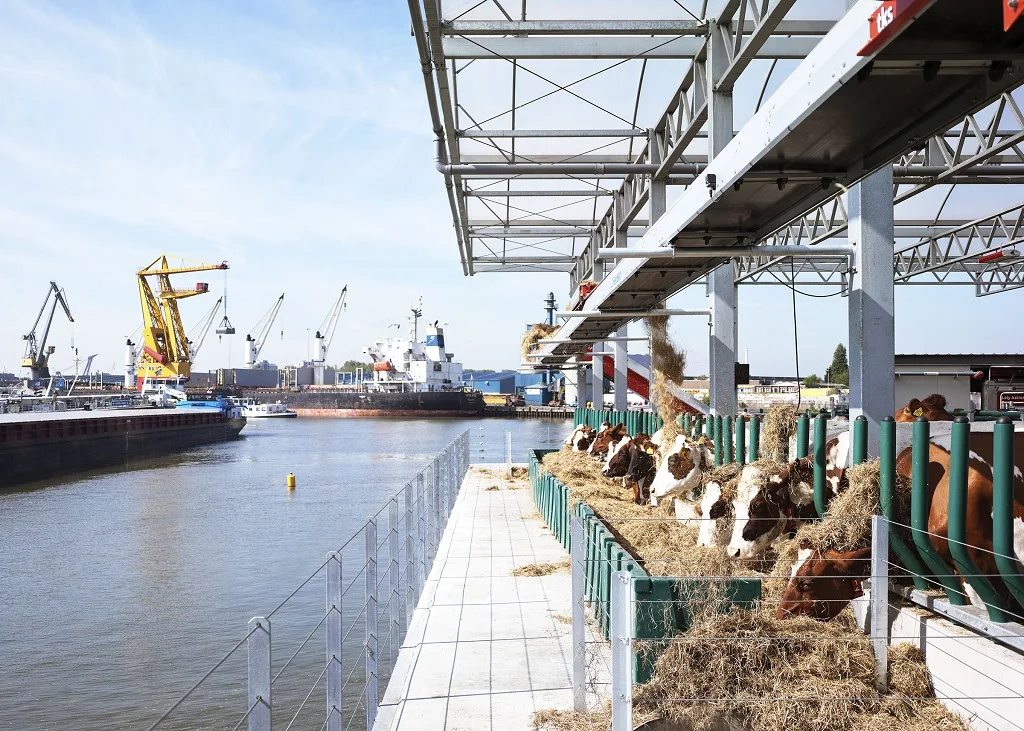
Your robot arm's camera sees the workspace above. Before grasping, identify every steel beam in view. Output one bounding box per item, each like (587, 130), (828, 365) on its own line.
(459, 128), (646, 138)
(598, 245), (854, 259)
(557, 310), (710, 318)
(441, 36), (818, 60)
(442, 19), (835, 36)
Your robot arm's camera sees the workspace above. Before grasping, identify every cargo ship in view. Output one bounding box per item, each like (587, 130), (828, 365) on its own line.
(0, 400), (245, 489)
(264, 306), (485, 417)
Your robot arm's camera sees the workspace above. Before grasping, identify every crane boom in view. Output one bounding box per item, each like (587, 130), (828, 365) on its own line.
(245, 293), (285, 367)
(187, 296), (223, 362)
(21, 281), (74, 383)
(136, 254), (227, 386)
(311, 287), (347, 385)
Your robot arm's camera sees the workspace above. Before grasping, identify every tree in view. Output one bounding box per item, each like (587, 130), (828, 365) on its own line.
(804, 374), (822, 388)
(339, 359), (373, 373)
(828, 344), (849, 386)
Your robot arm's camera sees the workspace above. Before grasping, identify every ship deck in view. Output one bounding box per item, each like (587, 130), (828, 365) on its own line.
(0, 407), (164, 424)
(374, 464), (609, 731)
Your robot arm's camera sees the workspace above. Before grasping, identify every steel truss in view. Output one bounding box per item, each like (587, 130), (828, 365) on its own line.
(411, 0), (1024, 360)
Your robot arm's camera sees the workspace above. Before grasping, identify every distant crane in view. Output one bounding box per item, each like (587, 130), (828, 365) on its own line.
(245, 293), (285, 367)
(22, 281), (74, 383)
(312, 286), (347, 385)
(187, 296), (224, 362)
(136, 255), (227, 387)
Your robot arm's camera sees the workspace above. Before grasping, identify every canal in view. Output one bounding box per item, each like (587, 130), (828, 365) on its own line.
(0, 416), (567, 730)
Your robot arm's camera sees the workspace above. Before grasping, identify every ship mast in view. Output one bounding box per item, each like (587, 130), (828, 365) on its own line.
(409, 298), (422, 343)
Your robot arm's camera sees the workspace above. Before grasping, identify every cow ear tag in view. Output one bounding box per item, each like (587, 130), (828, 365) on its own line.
(913, 408), (924, 417)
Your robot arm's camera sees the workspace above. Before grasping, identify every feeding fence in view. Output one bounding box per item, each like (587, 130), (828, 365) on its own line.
(533, 411), (1024, 730)
(146, 430), (470, 731)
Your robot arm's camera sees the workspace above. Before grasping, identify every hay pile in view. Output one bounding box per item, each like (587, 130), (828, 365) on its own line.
(761, 405), (798, 462)
(645, 314), (687, 444)
(541, 449), (738, 580)
(512, 559), (571, 577)
(522, 323), (559, 360)
(633, 610), (970, 731)
(531, 708), (608, 730)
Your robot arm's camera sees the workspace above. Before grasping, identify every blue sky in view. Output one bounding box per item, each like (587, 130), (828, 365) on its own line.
(0, 1), (1021, 381)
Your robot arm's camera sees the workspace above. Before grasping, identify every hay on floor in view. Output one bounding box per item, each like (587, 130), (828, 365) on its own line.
(531, 708), (609, 730)
(512, 559), (571, 577)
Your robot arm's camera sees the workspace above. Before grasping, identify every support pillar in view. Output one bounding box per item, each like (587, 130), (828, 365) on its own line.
(848, 166), (895, 456)
(613, 330), (628, 411)
(591, 347), (604, 409)
(710, 266), (737, 416)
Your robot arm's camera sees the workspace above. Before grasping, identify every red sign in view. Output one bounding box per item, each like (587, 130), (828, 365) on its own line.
(1008, 0), (1024, 31)
(859, 0), (936, 57)
(998, 391), (1024, 410)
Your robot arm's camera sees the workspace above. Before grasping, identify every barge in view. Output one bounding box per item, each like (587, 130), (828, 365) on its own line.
(0, 405), (245, 488)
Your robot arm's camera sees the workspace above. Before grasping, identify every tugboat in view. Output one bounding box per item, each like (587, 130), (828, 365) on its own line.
(240, 400), (297, 419)
(275, 304), (485, 417)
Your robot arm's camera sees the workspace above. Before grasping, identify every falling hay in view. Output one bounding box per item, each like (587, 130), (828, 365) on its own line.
(512, 559), (571, 577)
(522, 323), (559, 361)
(632, 610), (970, 731)
(761, 404), (799, 462)
(644, 314), (687, 444)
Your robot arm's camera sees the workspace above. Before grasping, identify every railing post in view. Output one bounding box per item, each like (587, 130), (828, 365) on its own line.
(389, 499), (400, 673)
(326, 552), (342, 731)
(571, 515), (586, 712)
(405, 482), (415, 626)
(993, 417), (1024, 607)
(505, 430), (513, 478)
(724, 415), (734, 463)
(735, 415), (746, 465)
(852, 415), (868, 465)
(417, 472), (427, 592)
(870, 515), (889, 692)
(813, 413), (829, 516)
(610, 571), (633, 731)
(432, 456), (441, 557)
(713, 415), (723, 466)
(247, 617), (271, 731)
(879, 416), (929, 591)
(748, 414), (760, 463)
(365, 520), (378, 731)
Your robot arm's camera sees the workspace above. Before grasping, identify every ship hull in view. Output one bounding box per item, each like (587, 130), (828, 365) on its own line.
(262, 390), (486, 417)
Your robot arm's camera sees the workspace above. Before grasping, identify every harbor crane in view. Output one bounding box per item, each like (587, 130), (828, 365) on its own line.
(244, 293), (285, 368)
(22, 281), (73, 383)
(312, 286), (347, 385)
(187, 296), (224, 362)
(136, 255), (227, 386)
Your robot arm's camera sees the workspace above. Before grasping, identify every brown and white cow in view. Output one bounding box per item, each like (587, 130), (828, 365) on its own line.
(602, 432), (653, 478)
(777, 542), (871, 621)
(649, 434), (714, 507)
(895, 393), (953, 423)
(589, 423), (628, 460)
(778, 437), (1024, 620)
(565, 425), (597, 452)
(623, 438), (660, 504)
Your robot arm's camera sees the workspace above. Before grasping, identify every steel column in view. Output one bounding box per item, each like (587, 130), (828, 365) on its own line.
(848, 166), (895, 457)
(870, 515), (889, 692)
(247, 617), (271, 731)
(389, 500), (401, 674)
(416, 473), (427, 592)
(571, 516), (586, 712)
(709, 265), (737, 416)
(326, 552), (342, 731)
(610, 571), (633, 731)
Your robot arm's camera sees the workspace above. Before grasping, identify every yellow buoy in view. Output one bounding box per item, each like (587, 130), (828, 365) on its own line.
(287, 473), (296, 490)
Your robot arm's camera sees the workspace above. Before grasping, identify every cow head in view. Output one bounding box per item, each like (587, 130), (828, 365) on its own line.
(602, 435), (634, 477)
(667, 448), (695, 480)
(895, 394), (953, 423)
(567, 426), (596, 451)
(624, 440), (659, 504)
(696, 482), (733, 547)
(777, 542), (871, 621)
(589, 423), (628, 458)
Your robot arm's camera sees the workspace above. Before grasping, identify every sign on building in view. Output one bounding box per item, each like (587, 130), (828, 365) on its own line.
(998, 391), (1024, 410)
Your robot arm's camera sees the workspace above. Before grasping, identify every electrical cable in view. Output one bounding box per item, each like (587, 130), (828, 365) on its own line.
(791, 258), (801, 410)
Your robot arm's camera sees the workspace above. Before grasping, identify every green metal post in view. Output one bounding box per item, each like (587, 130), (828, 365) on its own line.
(992, 417), (1024, 608)
(813, 414), (828, 516)
(879, 416), (929, 590)
(705, 413), (713, 440)
(948, 416), (1007, 621)
(736, 415), (747, 464)
(852, 415), (868, 465)
(683, 414), (691, 436)
(748, 416), (760, 463)
(911, 418), (968, 605)
(714, 415), (723, 466)
(796, 414), (809, 459)
(724, 416), (734, 463)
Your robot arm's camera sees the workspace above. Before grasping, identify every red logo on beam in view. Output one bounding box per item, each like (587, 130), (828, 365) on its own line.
(859, 0), (936, 57)
(1008, 0), (1024, 31)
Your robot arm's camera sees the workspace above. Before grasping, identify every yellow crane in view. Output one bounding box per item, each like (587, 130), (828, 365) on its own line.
(136, 255), (228, 386)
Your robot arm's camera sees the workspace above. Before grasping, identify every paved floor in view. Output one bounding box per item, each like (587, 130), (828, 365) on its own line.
(374, 464), (610, 731)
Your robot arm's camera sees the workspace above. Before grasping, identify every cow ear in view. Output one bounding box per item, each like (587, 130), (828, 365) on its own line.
(830, 546), (871, 577)
(799, 538), (815, 550)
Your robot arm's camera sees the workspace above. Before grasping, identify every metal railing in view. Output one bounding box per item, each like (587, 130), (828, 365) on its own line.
(147, 430), (470, 731)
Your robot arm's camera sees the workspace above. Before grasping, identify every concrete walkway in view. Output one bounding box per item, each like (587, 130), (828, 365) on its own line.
(374, 464), (610, 731)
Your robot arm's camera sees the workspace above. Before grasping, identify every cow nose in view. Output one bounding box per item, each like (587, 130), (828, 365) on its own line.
(732, 549), (741, 558)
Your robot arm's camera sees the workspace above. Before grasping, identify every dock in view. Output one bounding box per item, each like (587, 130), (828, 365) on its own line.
(374, 464), (609, 730)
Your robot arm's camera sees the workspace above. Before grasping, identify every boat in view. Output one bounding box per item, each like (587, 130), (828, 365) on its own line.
(268, 304), (485, 417)
(240, 400), (297, 419)
(176, 397), (247, 436)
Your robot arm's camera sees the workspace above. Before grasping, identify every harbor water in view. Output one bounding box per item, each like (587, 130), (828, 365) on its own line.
(0, 417), (567, 730)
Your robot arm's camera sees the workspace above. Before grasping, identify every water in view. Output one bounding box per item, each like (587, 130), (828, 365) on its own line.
(0, 417), (568, 730)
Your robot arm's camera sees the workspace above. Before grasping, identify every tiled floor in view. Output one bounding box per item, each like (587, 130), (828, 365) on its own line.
(374, 465), (610, 731)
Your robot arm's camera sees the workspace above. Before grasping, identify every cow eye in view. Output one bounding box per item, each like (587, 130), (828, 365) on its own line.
(798, 579), (813, 591)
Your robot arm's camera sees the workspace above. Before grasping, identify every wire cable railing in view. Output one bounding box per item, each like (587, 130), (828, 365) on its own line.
(146, 430), (470, 731)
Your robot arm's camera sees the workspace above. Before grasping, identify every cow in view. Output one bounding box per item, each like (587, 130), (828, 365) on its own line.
(697, 465), (763, 549)
(649, 435), (713, 507)
(728, 432), (851, 559)
(895, 393), (953, 422)
(777, 438), (1024, 620)
(565, 425), (597, 452)
(602, 432), (651, 478)
(776, 542), (871, 621)
(624, 440), (660, 504)
(589, 423), (628, 459)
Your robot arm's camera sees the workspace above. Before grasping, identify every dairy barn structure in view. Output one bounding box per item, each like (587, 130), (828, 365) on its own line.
(145, 3), (1024, 731)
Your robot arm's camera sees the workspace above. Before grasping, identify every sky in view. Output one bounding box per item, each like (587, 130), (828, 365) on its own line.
(0, 0), (1021, 382)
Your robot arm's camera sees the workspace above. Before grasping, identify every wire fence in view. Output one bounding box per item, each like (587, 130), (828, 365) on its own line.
(146, 430), (470, 731)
